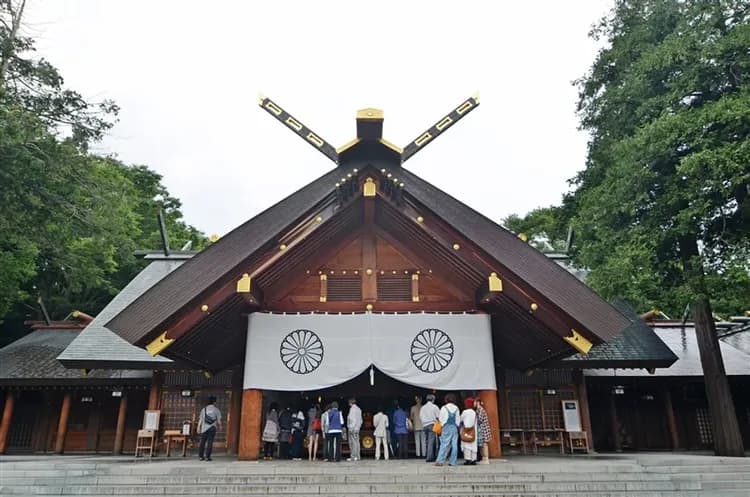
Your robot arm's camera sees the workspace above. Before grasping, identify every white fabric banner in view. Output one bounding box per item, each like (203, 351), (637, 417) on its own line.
(243, 312), (496, 391)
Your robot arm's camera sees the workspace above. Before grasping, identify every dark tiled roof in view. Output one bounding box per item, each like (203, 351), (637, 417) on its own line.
(0, 329), (151, 385)
(57, 260), (183, 369)
(722, 329), (750, 357)
(552, 301), (678, 369)
(396, 167), (631, 341)
(106, 167), (344, 343)
(583, 325), (750, 377)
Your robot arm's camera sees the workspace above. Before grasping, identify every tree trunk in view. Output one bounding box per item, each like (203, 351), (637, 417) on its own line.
(692, 297), (744, 456)
(0, 0), (27, 87)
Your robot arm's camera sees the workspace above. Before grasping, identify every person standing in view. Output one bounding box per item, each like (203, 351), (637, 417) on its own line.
(262, 403), (280, 460)
(307, 403), (321, 461)
(346, 398), (363, 461)
(392, 401), (409, 459)
(197, 396), (222, 461)
(434, 394), (460, 466)
(410, 396), (424, 458)
(475, 397), (492, 464)
(290, 405), (306, 460)
(278, 406), (292, 459)
(460, 397), (478, 465)
(321, 403), (330, 461)
(325, 401), (344, 462)
(420, 394), (440, 462)
(373, 406), (389, 460)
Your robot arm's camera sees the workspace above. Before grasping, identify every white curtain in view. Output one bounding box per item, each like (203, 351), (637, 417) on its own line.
(243, 312), (496, 391)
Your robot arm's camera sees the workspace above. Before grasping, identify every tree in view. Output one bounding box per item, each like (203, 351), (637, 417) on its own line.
(0, 1), (207, 344)
(572, 0), (748, 456)
(503, 206), (571, 253)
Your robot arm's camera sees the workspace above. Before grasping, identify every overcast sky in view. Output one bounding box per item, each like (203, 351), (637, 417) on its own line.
(26, 0), (613, 237)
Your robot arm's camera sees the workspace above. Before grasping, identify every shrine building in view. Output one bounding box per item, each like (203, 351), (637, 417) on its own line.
(4, 95), (747, 457)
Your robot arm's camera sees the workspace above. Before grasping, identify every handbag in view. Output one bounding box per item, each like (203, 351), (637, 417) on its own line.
(432, 420), (442, 435)
(406, 418), (413, 431)
(460, 425), (476, 443)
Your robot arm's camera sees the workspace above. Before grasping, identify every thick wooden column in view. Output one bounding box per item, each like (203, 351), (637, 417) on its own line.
(692, 298), (745, 456)
(574, 371), (594, 450)
(113, 394), (128, 454)
(609, 390), (621, 452)
(479, 390), (501, 457)
(148, 371), (164, 410)
(226, 369), (243, 455)
(0, 391), (16, 454)
(663, 388), (680, 450)
(54, 392), (72, 454)
(238, 389), (263, 460)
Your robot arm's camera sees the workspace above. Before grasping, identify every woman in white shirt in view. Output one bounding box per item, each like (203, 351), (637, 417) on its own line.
(460, 398), (477, 465)
(373, 406), (390, 460)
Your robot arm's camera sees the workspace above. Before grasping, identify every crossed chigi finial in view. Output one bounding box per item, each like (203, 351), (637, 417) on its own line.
(257, 93), (480, 166)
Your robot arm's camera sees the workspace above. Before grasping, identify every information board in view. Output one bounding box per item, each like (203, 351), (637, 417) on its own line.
(561, 400), (581, 432)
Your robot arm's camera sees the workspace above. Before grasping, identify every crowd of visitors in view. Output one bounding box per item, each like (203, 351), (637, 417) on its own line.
(257, 394), (492, 465)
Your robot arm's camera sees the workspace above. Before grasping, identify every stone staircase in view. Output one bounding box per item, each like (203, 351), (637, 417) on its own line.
(1, 454), (749, 496)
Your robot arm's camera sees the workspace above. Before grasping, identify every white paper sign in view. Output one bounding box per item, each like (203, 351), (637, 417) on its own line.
(562, 400), (582, 432)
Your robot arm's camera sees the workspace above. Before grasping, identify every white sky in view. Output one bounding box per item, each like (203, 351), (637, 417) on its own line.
(26, 0), (612, 237)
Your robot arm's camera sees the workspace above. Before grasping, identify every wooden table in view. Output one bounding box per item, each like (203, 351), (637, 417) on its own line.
(163, 430), (188, 457)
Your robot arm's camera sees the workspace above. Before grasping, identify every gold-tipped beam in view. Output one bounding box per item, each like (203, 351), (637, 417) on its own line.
(258, 95), (339, 163)
(401, 93), (480, 163)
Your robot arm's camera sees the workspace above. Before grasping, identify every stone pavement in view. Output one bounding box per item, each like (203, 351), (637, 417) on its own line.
(1, 452), (749, 496)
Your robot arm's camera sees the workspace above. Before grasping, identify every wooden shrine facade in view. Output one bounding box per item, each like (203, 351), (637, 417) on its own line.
(53, 96), (676, 460)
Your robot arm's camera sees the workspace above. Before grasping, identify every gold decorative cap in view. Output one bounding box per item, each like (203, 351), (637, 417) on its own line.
(356, 108), (384, 120)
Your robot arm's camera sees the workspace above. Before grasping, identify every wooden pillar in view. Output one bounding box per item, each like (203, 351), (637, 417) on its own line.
(0, 391), (16, 454)
(238, 389), (262, 460)
(113, 394), (128, 454)
(663, 387), (680, 450)
(609, 390), (621, 452)
(54, 392), (72, 454)
(148, 371), (164, 410)
(479, 390), (501, 457)
(574, 371), (594, 451)
(226, 370), (243, 455)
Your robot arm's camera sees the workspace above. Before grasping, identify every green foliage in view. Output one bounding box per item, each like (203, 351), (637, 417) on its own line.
(569, 0), (750, 317)
(0, 2), (207, 342)
(503, 206), (571, 253)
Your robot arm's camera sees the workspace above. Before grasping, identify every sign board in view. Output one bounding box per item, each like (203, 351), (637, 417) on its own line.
(142, 410), (161, 431)
(561, 400), (581, 432)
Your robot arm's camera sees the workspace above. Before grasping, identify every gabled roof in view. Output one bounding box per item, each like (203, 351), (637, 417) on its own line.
(57, 259), (182, 369)
(106, 167), (344, 344)
(1, 329), (151, 385)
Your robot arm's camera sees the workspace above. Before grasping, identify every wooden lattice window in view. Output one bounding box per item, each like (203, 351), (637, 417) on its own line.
(696, 407), (713, 444)
(541, 390), (575, 429)
(377, 275), (411, 301)
(327, 276), (362, 301)
(508, 390), (543, 429)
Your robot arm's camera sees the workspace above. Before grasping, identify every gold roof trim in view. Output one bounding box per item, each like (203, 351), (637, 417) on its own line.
(336, 138), (361, 154)
(356, 108), (384, 120)
(379, 138), (403, 154)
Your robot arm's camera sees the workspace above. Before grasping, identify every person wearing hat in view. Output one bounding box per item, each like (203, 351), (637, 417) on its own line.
(460, 397), (477, 465)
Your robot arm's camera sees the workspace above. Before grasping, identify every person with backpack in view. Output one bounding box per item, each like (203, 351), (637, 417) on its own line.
(434, 394), (460, 466)
(325, 401), (345, 462)
(307, 403), (322, 461)
(198, 396), (222, 461)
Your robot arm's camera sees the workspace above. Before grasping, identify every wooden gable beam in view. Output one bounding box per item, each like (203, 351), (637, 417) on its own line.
(147, 202), (342, 354)
(401, 94), (480, 163)
(258, 94), (339, 164)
